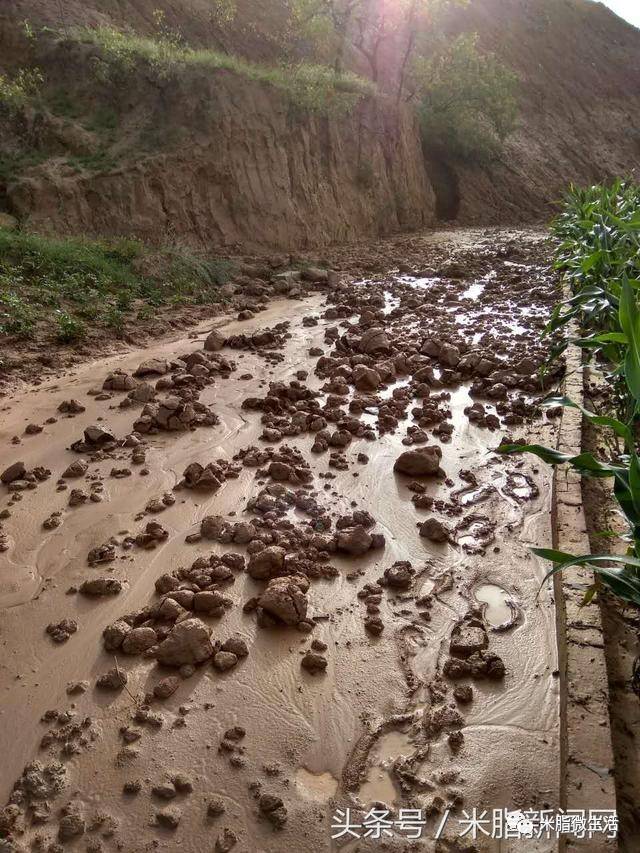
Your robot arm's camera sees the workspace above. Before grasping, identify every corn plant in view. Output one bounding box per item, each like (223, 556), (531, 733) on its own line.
(544, 180), (640, 421)
(499, 181), (640, 608)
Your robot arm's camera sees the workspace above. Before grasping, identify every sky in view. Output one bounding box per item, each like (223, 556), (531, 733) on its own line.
(597, 0), (640, 28)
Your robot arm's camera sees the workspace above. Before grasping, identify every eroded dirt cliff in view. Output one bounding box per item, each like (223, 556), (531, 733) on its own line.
(2, 0), (640, 248)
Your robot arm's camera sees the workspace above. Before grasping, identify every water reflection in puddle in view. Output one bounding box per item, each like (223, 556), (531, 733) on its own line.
(296, 768), (339, 802)
(358, 730), (412, 806)
(462, 282), (485, 300)
(475, 583), (515, 629)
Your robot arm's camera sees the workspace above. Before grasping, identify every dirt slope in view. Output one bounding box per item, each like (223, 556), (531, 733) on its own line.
(446, 0), (640, 223)
(1, 0), (639, 245)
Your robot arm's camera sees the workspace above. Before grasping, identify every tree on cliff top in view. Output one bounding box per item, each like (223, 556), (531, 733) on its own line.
(414, 33), (519, 161)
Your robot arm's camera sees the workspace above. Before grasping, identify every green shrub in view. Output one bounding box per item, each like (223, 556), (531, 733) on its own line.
(0, 292), (38, 337)
(416, 34), (518, 162)
(0, 67), (43, 112)
(54, 310), (86, 343)
(103, 305), (126, 333)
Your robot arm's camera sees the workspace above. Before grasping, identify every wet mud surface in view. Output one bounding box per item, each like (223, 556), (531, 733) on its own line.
(0, 229), (563, 852)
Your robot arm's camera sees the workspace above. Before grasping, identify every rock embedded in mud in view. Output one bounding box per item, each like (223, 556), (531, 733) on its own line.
(1, 462), (26, 484)
(46, 619), (78, 643)
(103, 371), (137, 391)
(79, 578), (123, 596)
(207, 797), (226, 817)
(134, 359), (169, 378)
(449, 621), (488, 658)
(419, 518), (449, 543)
(423, 704), (464, 737)
(394, 446), (442, 476)
(444, 650), (506, 681)
(96, 668), (128, 691)
(448, 730), (464, 753)
(301, 652), (327, 673)
(61, 457), (89, 480)
(87, 543), (116, 565)
(180, 460), (236, 491)
(57, 805), (85, 841)
(213, 651), (238, 671)
(84, 425), (116, 445)
(204, 330), (226, 351)
(153, 781), (177, 800)
(221, 636), (249, 657)
(247, 545), (286, 580)
(383, 561), (415, 589)
(352, 365), (380, 391)
(154, 676), (180, 699)
(453, 685), (473, 704)
(358, 327), (390, 355)
(103, 620), (131, 651)
(121, 627), (157, 654)
(193, 590), (228, 615)
(14, 760), (67, 802)
(364, 615), (384, 636)
(215, 828), (238, 852)
(258, 794), (287, 828)
(58, 399), (86, 414)
(154, 618), (214, 666)
(156, 806), (181, 829)
(257, 575), (309, 627)
(336, 525), (373, 556)
(439, 343), (461, 368)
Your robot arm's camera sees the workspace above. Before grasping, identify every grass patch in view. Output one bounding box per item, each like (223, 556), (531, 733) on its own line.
(0, 227), (234, 342)
(66, 149), (120, 174)
(85, 106), (119, 133)
(47, 88), (83, 120)
(0, 68), (43, 113)
(75, 26), (375, 113)
(0, 150), (50, 183)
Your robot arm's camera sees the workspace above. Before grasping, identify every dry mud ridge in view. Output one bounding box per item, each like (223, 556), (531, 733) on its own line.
(0, 228), (568, 852)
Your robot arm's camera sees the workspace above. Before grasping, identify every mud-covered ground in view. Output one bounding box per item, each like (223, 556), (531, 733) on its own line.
(0, 229), (565, 852)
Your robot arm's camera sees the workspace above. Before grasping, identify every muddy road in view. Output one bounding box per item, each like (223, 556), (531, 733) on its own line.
(0, 229), (564, 852)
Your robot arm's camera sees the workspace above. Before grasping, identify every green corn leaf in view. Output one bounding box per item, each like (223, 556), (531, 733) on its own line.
(532, 549), (640, 607)
(581, 584), (598, 606)
(619, 277), (640, 403)
(580, 250), (604, 273)
(630, 453), (640, 518)
(541, 395), (633, 446)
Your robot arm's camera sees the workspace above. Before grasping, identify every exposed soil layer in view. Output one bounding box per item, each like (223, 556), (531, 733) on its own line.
(2, 0), (640, 246)
(0, 229), (566, 852)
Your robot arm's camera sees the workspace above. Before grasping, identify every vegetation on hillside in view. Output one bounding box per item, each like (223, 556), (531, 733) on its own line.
(0, 67), (43, 113)
(414, 33), (518, 161)
(75, 22), (375, 114)
(0, 227), (233, 343)
(0, 0), (519, 193)
(500, 180), (640, 607)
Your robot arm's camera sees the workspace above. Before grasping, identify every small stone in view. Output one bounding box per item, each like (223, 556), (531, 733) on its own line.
(207, 797), (226, 817)
(156, 806), (181, 829)
(213, 652), (238, 672)
(154, 676), (180, 699)
(96, 668), (127, 691)
(215, 827), (238, 852)
(301, 652), (327, 673)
